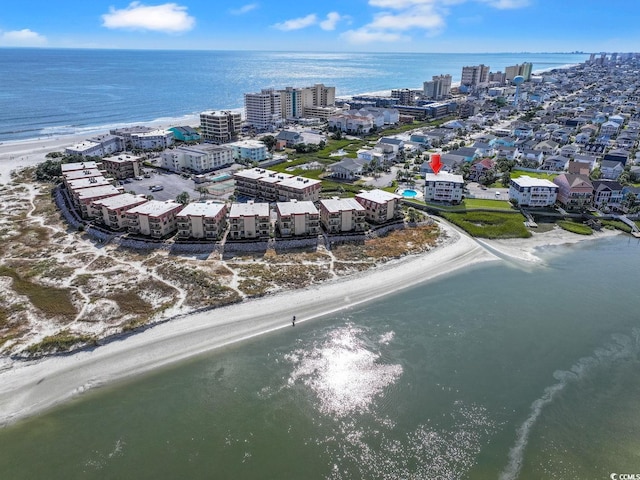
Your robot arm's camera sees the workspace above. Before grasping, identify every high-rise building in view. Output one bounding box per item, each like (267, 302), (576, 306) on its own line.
(505, 62), (533, 82)
(423, 74), (452, 100)
(460, 64), (490, 87)
(200, 110), (242, 143)
(391, 88), (417, 105)
(244, 89), (283, 131)
(277, 83), (336, 120)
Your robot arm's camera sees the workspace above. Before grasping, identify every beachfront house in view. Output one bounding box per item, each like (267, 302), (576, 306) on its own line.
(591, 180), (624, 211)
(508, 176), (558, 208)
(168, 126), (201, 142)
(355, 189), (402, 224)
(318, 198), (367, 233)
(553, 174), (593, 210)
(275, 201), (320, 237)
(228, 202), (271, 240)
(176, 201), (228, 239)
(424, 172), (465, 203)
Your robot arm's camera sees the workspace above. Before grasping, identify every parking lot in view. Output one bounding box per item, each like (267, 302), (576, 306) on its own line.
(121, 169), (199, 202)
(465, 181), (509, 200)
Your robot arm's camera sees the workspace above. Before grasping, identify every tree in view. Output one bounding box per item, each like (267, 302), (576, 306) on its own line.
(197, 186), (208, 200)
(176, 191), (190, 204)
(331, 130), (343, 140)
(260, 135), (276, 152)
(501, 171), (511, 188)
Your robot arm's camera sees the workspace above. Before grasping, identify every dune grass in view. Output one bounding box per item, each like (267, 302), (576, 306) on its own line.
(441, 211), (532, 239)
(557, 220), (593, 235)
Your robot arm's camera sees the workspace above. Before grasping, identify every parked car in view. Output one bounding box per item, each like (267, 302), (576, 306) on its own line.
(134, 176), (143, 181)
(150, 185), (164, 192)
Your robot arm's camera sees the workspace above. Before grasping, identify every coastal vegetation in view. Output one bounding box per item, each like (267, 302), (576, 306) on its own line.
(557, 220), (593, 235)
(440, 211), (532, 239)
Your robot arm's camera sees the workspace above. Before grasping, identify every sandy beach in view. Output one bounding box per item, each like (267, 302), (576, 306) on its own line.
(0, 220), (496, 426)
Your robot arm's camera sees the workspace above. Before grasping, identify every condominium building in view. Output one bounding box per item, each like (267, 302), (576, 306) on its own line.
(228, 139), (268, 163)
(176, 201), (228, 239)
(109, 127), (174, 150)
(199, 110), (242, 143)
(233, 168), (321, 202)
(355, 189), (402, 223)
(278, 83), (336, 120)
(244, 89), (282, 131)
(64, 135), (125, 158)
(160, 144), (234, 173)
(424, 172), (465, 203)
(101, 154), (142, 179)
(67, 176), (113, 191)
(126, 200), (184, 238)
(461, 64), (490, 87)
(72, 185), (124, 218)
(505, 62), (533, 82)
(228, 202), (271, 240)
(318, 198), (367, 233)
(90, 193), (149, 229)
(62, 167), (105, 189)
(423, 74), (452, 100)
(508, 176), (558, 207)
(276, 201), (320, 237)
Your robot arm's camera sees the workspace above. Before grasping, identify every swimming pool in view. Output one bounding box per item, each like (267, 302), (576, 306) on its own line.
(401, 189), (418, 198)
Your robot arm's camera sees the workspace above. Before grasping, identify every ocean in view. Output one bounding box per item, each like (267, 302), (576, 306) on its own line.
(0, 49), (589, 143)
(0, 235), (639, 479)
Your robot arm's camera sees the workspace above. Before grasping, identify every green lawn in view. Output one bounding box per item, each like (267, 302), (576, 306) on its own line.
(511, 170), (558, 181)
(463, 198), (514, 209)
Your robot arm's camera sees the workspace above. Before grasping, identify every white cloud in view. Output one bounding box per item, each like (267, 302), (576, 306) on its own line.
(320, 12), (343, 31)
(101, 2), (195, 33)
(0, 29), (47, 46)
(272, 14), (318, 31)
(230, 3), (258, 15)
(369, 6), (445, 31)
(477, 0), (530, 8)
(341, 28), (409, 44)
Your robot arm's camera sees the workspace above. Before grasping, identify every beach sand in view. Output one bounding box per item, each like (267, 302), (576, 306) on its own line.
(0, 220), (496, 426)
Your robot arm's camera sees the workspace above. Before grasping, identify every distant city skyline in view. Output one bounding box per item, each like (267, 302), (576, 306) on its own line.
(1, 0), (638, 53)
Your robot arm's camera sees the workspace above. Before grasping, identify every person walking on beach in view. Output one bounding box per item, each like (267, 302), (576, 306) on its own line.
(292, 315), (296, 327)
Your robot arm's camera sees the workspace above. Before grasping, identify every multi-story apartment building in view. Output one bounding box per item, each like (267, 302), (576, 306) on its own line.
(228, 202), (271, 240)
(355, 189), (402, 223)
(101, 154), (142, 179)
(318, 198), (367, 233)
(277, 83), (337, 120)
(199, 110), (242, 143)
(109, 127), (174, 150)
(461, 64), (490, 87)
(244, 89), (282, 131)
(508, 176), (558, 207)
(228, 139), (268, 163)
(64, 135), (125, 158)
(90, 193), (149, 229)
(67, 176), (113, 192)
(276, 201), (320, 237)
(505, 62), (533, 82)
(160, 144), (234, 173)
(424, 172), (465, 203)
(233, 168), (321, 202)
(423, 74), (452, 100)
(73, 185), (124, 218)
(176, 201), (228, 239)
(126, 200), (184, 238)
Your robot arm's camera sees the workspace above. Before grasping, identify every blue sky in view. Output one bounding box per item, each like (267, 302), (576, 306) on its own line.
(0, 0), (638, 52)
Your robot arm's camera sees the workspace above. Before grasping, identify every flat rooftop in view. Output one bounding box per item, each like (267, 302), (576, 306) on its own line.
(320, 197), (365, 213)
(356, 188), (402, 204)
(62, 168), (103, 180)
(127, 200), (183, 217)
(511, 175), (558, 188)
(177, 201), (226, 218)
(68, 177), (112, 190)
(276, 201), (318, 216)
(276, 176), (321, 189)
(102, 154), (142, 164)
(424, 172), (464, 184)
(61, 161), (100, 173)
(233, 168), (269, 181)
(92, 193), (148, 210)
(229, 202), (270, 217)
(75, 185), (122, 201)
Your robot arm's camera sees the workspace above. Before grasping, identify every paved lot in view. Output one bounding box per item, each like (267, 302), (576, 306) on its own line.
(121, 169), (199, 202)
(466, 181), (509, 200)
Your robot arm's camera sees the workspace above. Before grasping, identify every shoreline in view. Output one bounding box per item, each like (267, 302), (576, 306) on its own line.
(0, 221), (496, 426)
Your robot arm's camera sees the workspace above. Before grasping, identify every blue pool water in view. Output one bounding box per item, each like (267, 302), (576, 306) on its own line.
(402, 189), (418, 198)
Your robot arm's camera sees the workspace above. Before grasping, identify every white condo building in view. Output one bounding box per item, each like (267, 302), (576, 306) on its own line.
(244, 89), (282, 131)
(161, 144), (234, 173)
(508, 176), (558, 207)
(423, 74), (452, 100)
(228, 140), (268, 163)
(424, 172), (465, 203)
(461, 64), (490, 87)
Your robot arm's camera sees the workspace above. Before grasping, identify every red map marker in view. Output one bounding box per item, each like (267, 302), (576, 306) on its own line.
(430, 153), (443, 175)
